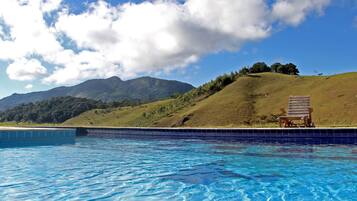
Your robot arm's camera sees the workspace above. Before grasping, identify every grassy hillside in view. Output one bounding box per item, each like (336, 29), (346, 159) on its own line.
(0, 122), (59, 127)
(64, 100), (175, 127)
(64, 73), (357, 127)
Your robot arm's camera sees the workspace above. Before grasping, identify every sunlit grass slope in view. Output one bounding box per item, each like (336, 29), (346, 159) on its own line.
(0, 122), (59, 127)
(64, 100), (175, 127)
(65, 73), (357, 127)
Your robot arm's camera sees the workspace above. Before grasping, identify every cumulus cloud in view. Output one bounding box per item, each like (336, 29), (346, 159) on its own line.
(25, 84), (33, 90)
(6, 58), (47, 81)
(272, 0), (331, 26)
(41, 0), (62, 12)
(0, 0), (331, 85)
(53, 0), (273, 80)
(0, 0), (63, 60)
(43, 50), (121, 84)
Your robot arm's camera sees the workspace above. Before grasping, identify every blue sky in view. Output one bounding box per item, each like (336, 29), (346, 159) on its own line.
(0, 0), (356, 98)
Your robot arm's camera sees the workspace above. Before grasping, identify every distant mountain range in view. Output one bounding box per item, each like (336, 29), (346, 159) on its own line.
(0, 76), (194, 111)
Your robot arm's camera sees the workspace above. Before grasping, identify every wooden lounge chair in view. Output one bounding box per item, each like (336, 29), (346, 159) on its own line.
(279, 96), (314, 128)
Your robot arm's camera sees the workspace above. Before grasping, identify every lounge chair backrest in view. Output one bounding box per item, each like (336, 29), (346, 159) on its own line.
(287, 96), (311, 116)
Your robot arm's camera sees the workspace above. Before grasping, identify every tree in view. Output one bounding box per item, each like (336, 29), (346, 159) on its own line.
(239, 67), (250, 75)
(249, 62), (271, 73)
(271, 63), (283, 73)
(285, 63), (299, 75)
(271, 62), (299, 75)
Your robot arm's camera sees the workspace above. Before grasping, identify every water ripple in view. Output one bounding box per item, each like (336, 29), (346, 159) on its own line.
(0, 137), (356, 200)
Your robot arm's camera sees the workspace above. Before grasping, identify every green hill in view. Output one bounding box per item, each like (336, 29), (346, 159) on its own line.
(64, 72), (357, 127)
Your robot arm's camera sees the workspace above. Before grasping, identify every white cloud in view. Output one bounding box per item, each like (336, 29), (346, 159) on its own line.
(53, 0), (273, 80)
(25, 84), (33, 89)
(186, 0), (271, 40)
(43, 50), (121, 84)
(7, 58), (47, 81)
(0, 0), (331, 85)
(272, 0), (330, 26)
(41, 0), (62, 12)
(0, 0), (63, 60)
(0, 26), (4, 38)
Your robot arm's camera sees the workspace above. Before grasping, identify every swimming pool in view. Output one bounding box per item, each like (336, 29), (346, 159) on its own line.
(1, 137), (356, 200)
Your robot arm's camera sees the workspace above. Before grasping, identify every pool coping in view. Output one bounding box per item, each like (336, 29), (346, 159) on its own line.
(0, 127), (75, 131)
(3, 126), (357, 130)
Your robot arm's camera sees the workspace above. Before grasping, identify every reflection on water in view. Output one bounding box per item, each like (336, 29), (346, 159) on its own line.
(276, 147), (314, 153)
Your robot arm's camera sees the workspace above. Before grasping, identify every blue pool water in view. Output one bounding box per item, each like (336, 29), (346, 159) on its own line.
(0, 137), (356, 200)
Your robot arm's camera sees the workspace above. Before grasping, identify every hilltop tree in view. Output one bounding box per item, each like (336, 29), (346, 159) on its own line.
(271, 63), (283, 73)
(249, 62), (271, 73)
(271, 63), (299, 75)
(284, 63), (299, 75)
(239, 67), (250, 75)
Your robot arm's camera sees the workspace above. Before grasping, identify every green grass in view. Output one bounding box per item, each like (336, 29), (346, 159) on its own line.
(64, 72), (357, 128)
(0, 122), (60, 127)
(64, 99), (175, 127)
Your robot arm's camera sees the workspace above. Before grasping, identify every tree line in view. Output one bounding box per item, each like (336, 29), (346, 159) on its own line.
(0, 96), (141, 123)
(239, 62), (299, 75)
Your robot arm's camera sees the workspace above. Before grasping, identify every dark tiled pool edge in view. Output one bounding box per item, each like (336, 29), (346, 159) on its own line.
(78, 127), (357, 144)
(1, 127), (356, 146)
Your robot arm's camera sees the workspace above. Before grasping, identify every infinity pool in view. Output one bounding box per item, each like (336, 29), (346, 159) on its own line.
(0, 137), (356, 200)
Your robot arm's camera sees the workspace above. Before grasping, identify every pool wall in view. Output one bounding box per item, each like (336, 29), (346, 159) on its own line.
(78, 127), (357, 144)
(1, 127), (356, 146)
(0, 128), (76, 148)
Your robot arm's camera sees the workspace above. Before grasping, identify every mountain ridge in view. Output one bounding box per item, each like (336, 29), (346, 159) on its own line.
(0, 76), (194, 111)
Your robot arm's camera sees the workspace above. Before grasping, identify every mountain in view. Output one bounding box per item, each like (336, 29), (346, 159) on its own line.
(0, 76), (194, 111)
(65, 72), (357, 127)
